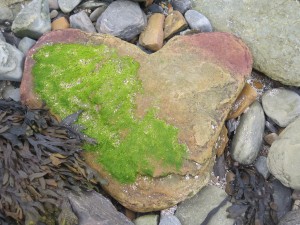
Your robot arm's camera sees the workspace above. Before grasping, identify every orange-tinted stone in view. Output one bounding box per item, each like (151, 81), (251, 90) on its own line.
(164, 11), (187, 39)
(215, 125), (229, 157)
(227, 83), (258, 119)
(51, 17), (70, 31)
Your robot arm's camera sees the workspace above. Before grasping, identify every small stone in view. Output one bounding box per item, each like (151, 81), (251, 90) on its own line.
(147, 3), (164, 14)
(0, 32), (5, 42)
(0, 40), (24, 81)
(48, 0), (59, 10)
(70, 11), (96, 33)
(68, 190), (134, 225)
(254, 156), (269, 179)
(139, 13), (165, 51)
(0, 6), (14, 23)
(89, 6), (107, 22)
(184, 10), (212, 32)
(227, 83), (258, 119)
(11, 0), (51, 39)
(134, 215), (158, 225)
(171, 0), (192, 14)
(51, 17), (70, 30)
(267, 117), (300, 190)
(159, 215), (181, 225)
(175, 186), (234, 225)
(272, 179), (293, 220)
(58, 0), (81, 13)
(292, 190), (300, 200)
(264, 132), (279, 146)
(2, 86), (20, 101)
(279, 210), (300, 225)
(164, 10), (188, 39)
(18, 37), (36, 55)
(215, 125), (228, 157)
(292, 200), (300, 210)
(96, 0), (147, 41)
(231, 101), (265, 165)
(145, 0), (154, 7)
(50, 10), (59, 19)
(262, 88), (300, 127)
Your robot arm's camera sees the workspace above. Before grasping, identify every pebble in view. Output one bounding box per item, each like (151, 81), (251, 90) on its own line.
(0, 32), (5, 42)
(11, 0), (51, 39)
(268, 117), (300, 190)
(227, 83), (258, 119)
(18, 36), (36, 54)
(159, 215), (182, 225)
(262, 88), (300, 127)
(89, 6), (107, 22)
(70, 11), (96, 33)
(272, 179), (293, 220)
(0, 6), (14, 23)
(254, 156), (270, 179)
(184, 10), (212, 32)
(68, 190), (134, 225)
(58, 0), (81, 13)
(279, 210), (300, 225)
(231, 101), (265, 165)
(264, 132), (279, 146)
(175, 185), (234, 225)
(134, 214), (158, 225)
(164, 10), (187, 39)
(2, 86), (20, 101)
(51, 17), (70, 30)
(139, 13), (165, 51)
(50, 10), (59, 19)
(48, 0), (59, 10)
(0, 40), (24, 81)
(96, 0), (147, 41)
(147, 3), (164, 14)
(171, 0), (192, 14)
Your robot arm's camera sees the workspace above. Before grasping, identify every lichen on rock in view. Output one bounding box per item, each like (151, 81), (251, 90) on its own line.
(32, 43), (187, 183)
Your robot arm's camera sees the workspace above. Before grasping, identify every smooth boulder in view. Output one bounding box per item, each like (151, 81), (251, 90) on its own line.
(96, 0), (147, 41)
(231, 101), (265, 165)
(20, 29), (252, 212)
(193, 0), (300, 86)
(11, 0), (51, 39)
(268, 117), (300, 190)
(262, 88), (300, 127)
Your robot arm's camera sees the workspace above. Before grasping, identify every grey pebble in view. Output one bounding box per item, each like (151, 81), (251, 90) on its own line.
(70, 11), (96, 33)
(89, 6), (107, 22)
(184, 10), (212, 32)
(147, 4), (164, 14)
(96, 0), (147, 41)
(48, 0), (59, 10)
(254, 156), (270, 179)
(0, 6), (14, 23)
(262, 88), (300, 127)
(159, 215), (181, 225)
(231, 101), (265, 165)
(11, 0), (51, 39)
(279, 210), (300, 225)
(50, 10), (59, 19)
(18, 36), (36, 54)
(58, 0), (81, 13)
(3, 86), (20, 101)
(134, 215), (158, 225)
(0, 40), (24, 81)
(0, 32), (5, 42)
(172, 0), (192, 14)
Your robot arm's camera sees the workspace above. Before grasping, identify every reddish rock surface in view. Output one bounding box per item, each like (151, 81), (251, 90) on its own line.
(20, 29), (252, 212)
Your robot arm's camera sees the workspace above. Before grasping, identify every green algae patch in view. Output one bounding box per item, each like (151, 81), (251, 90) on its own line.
(32, 43), (187, 183)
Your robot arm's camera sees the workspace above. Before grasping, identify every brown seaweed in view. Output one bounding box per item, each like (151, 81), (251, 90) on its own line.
(0, 100), (105, 224)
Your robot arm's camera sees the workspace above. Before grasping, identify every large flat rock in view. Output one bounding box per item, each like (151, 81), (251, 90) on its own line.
(193, 0), (300, 86)
(20, 29), (252, 212)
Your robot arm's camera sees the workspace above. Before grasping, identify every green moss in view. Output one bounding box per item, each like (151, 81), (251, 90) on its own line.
(33, 43), (187, 183)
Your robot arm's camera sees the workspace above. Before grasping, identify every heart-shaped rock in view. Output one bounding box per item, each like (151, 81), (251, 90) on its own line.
(20, 29), (252, 212)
